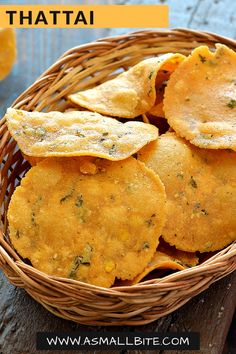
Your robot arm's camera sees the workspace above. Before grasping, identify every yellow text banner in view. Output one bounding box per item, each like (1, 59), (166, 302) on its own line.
(0, 5), (169, 28)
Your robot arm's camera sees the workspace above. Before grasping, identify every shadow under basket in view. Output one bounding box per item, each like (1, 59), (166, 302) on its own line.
(0, 28), (236, 326)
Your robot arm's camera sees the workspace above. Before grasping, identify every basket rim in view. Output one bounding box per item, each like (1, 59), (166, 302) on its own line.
(0, 234), (235, 293)
(0, 28), (236, 326)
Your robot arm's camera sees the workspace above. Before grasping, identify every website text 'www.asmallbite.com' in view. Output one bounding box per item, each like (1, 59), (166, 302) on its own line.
(36, 332), (200, 350)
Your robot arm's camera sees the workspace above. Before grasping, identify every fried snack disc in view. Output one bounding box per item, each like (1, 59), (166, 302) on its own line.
(158, 239), (199, 267)
(8, 157), (166, 287)
(129, 252), (186, 285)
(164, 44), (236, 151)
(0, 28), (16, 80)
(148, 102), (164, 118)
(6, 108), (158, 161)
(128, 239), (199, 285)
(138, 132), (236, 253)
(68, 54), (185, 118)
(147, 57), (182, 119)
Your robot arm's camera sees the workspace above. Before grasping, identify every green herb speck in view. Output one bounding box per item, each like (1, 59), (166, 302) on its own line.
(194, 202), (201, 210)
(142, 242), (150, 249)
(81, 244), (93, 264)
(75, 194), (83, 208)
(173, 259), (184, 266)
(201, 133), (213, 139)
(199, 54), (207, 63)
(69, 255), (82, 279)
(60, 190), (74, 203)
(148, 70), (154, 80)
(109, 144), (116, 155)
(145, 214), (156, 227)
(201, 209), (208, 216)
(69, 245), (93, 278)
(75, 130), (85, 138)
(31, 212), (37, 226)
(189, 176), (197, 189)
(226, 99), (236, 109)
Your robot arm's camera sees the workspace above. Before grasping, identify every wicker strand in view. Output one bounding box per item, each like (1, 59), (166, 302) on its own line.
(0, 29), (235, 325)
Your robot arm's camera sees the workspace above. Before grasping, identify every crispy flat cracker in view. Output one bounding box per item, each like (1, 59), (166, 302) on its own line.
(0, 28), (16, 80)
(6, 108), (158, 161)
(68, 54), (185, 118)
(138, 132), (236, 252)
(158, 239), (199, 267)
(164, 44), (236, 151)
(147, 57), (182, 119)
(129, 251), (186, 284)
(8, 157), (166, 287)
(128, 240), (199, 285)
(148, 102), (165, 118)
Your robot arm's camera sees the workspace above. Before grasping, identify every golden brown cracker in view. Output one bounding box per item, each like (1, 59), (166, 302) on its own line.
(68, 54), (185, 118)
(164, 45), (236, 150)
(138, 132), (236, 252)
(6, 108), (158, 161)
(128, 239), (198, 284)
(129, 252), (186, 285)
(8, 157), (166, 287)
(0, 28), (16, 80)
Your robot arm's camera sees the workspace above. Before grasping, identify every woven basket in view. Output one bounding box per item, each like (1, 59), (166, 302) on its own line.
(0, 28), (236, 326)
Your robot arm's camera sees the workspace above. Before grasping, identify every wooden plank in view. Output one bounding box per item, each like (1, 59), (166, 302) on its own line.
(110, 0), (236, 39)
(0, 271), (235, 354)
(185, 0), (236, 39)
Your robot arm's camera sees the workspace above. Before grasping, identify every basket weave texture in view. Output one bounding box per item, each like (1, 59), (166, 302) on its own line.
(0, 29), (236, 326)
